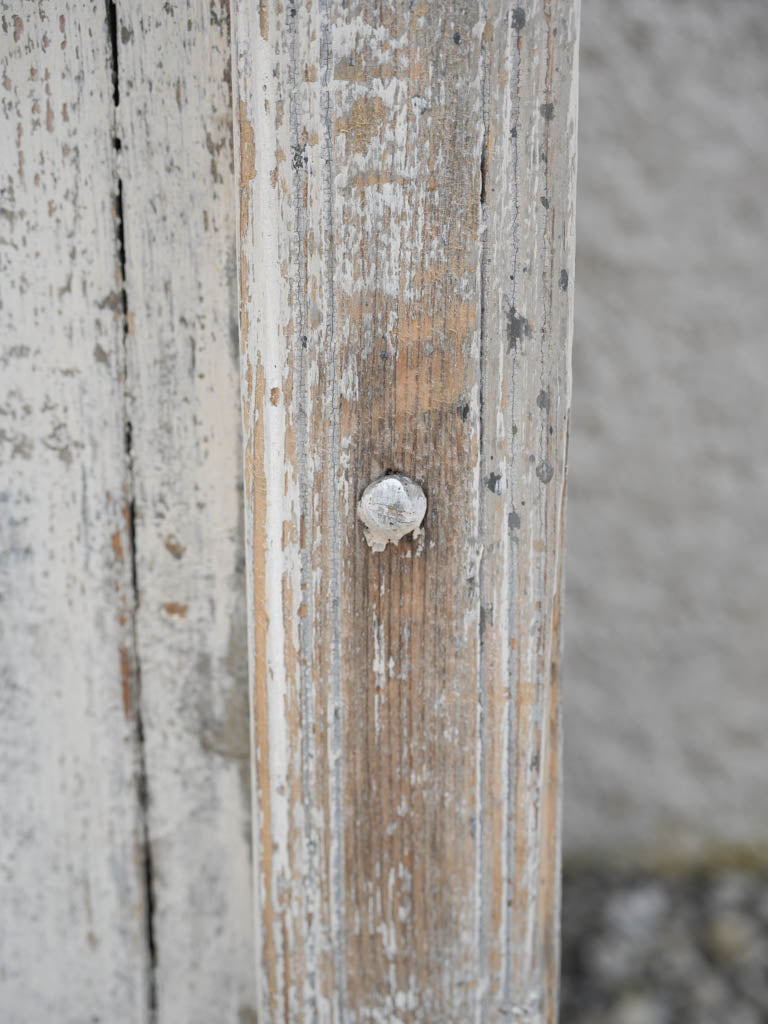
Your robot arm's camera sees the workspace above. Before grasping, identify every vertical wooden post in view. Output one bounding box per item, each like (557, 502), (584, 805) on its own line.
(234, 0), (579, 1019)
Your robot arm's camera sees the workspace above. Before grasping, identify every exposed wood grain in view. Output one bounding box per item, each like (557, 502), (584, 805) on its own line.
(114, 1), (256, 1019)
(235, 0), (579, 1020)
(0, 4), (149, 1018)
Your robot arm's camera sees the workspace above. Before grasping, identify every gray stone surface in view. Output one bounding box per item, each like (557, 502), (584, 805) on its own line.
(563, 0), (768, 863)
(561, 871), (768, 1023)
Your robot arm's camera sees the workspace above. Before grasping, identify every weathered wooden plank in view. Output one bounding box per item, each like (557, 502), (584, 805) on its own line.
(113, 1), (256, 1019)
(234, 0), (579, 1021)
(479, 3), (579, 1016)
(0, 4), (149, 1019)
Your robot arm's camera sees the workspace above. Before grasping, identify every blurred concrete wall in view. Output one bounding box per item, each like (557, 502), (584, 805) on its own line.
(563, 0), (768, 865)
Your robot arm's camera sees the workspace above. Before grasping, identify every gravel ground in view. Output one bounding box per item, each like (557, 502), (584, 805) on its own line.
(561, 871), (768, 1024)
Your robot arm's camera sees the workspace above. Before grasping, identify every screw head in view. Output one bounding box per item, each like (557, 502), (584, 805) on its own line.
(357, 473), (427, 552)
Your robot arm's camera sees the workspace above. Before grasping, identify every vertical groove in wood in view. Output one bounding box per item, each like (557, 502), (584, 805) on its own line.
(0, 5), (149, 1019)
(235, 1), (579, 1020)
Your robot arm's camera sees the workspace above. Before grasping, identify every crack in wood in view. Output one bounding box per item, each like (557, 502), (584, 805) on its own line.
(106, 4), (158, 1017)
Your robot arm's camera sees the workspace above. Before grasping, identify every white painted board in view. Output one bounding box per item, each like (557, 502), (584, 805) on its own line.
(0, 5), (149, 1019)
(115, 0), (255, 1019)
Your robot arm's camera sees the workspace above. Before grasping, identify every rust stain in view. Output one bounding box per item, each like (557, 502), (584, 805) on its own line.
(270, 387), (280, 406)
(119, 646), (132, 719)
(111, 530), (124, 562)
(162, 602), (188, 619)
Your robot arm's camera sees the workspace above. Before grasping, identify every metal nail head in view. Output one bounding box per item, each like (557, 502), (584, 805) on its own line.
(357, 473), (427, 552)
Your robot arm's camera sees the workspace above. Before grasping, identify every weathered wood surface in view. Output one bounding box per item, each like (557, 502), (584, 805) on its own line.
(1, 2), (254, 1021)
(114, 2), (255, 1019)
(234, 0), (579, 1020)
(0, 5), (149, 1018)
